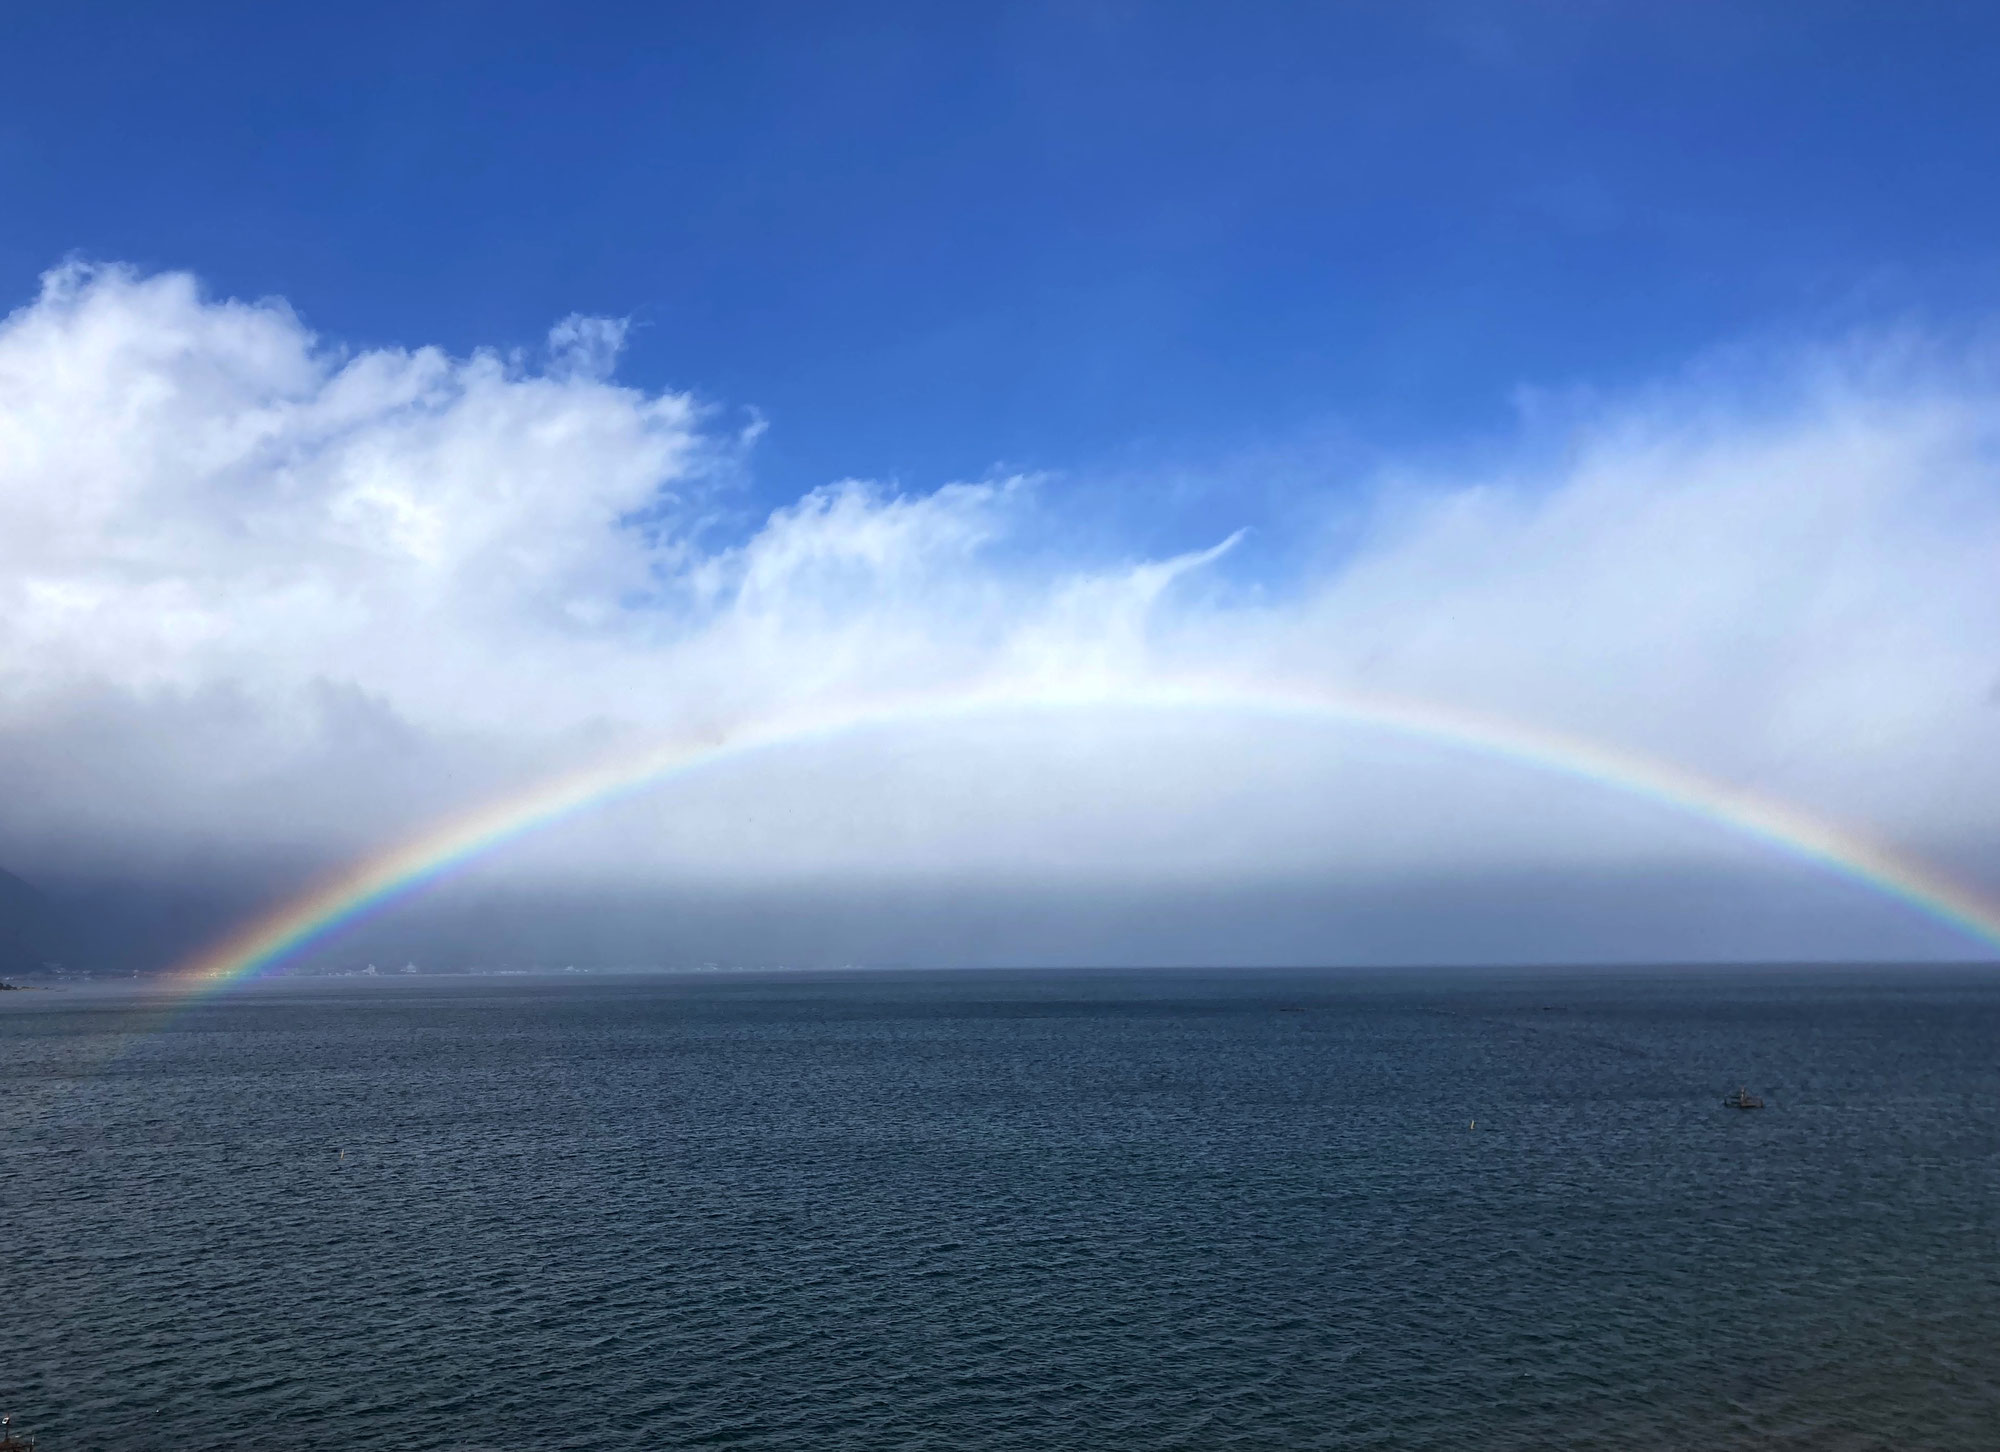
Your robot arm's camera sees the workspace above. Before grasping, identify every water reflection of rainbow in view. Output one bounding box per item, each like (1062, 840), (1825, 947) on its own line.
(170, 679), (2000, 988)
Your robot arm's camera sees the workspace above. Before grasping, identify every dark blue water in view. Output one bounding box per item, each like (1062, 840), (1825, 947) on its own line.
(4, 967), (1998, 1450)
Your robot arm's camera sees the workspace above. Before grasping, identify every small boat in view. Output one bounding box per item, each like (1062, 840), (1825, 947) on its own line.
(0, 1414), (35, 1451)
(1723, 1086), (1764, 1110)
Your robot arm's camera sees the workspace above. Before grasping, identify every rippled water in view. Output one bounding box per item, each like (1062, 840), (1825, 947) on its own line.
(4, 967), (1998, 1450)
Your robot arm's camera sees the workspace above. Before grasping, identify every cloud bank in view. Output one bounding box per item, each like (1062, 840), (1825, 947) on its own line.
(3, 264), (1997, 960)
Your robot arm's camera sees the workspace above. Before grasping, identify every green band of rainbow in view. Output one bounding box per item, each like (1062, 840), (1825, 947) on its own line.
(171, 678), (2000, 987)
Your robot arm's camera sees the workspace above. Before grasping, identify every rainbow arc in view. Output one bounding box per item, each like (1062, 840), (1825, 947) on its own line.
(173, 678), (2000, 988)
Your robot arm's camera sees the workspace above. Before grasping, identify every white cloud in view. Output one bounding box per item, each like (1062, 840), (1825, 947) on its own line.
(2, 263), (1997, 923)
(0, 265), (700, 720)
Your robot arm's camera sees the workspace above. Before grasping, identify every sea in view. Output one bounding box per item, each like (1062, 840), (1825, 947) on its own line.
(4, 966), (1997, 1451)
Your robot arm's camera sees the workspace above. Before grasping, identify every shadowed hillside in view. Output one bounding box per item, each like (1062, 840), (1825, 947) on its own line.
(0, 866), (72, 977)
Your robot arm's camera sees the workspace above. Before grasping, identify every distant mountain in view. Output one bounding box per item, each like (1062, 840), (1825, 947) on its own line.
(0, 867), (72, 977)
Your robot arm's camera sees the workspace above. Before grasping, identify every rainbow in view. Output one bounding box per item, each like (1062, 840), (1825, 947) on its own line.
(171, 676), (2000, 988)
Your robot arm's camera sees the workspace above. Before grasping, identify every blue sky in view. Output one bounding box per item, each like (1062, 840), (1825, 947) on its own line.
(5, 3), (2000, 966)
(8, 2), (1999, 528)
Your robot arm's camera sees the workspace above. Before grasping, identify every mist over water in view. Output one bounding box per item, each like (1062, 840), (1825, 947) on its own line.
(8, 265), (2000, 969)
(7, 967), (1997, 1451)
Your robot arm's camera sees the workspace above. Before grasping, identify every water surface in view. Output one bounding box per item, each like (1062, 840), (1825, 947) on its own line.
(5, 967), (1997, 1449)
